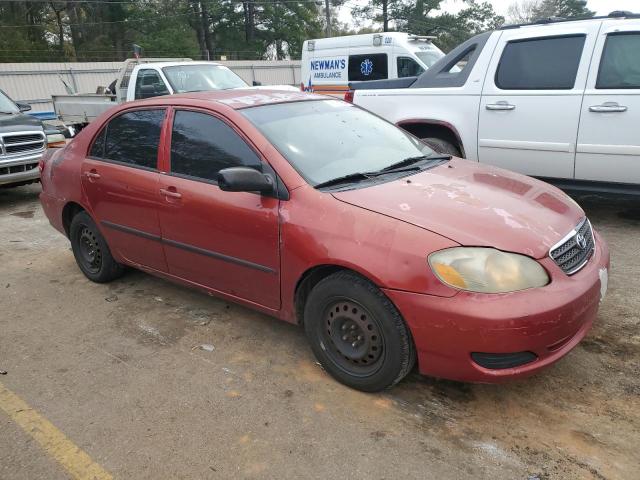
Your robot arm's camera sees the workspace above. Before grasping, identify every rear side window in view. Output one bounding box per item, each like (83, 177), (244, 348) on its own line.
(170, 110), (262, 182)
(101, 109), (165, 169)
(348, 54), (388, 81)
(597, 32), (640, 89)
(496, 35), (586, 90)
(397, 57), (424, 78)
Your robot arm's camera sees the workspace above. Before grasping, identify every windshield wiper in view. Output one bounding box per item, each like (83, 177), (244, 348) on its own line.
(314, 172), (374, 189)
(314, 165), (424, 189)
(314, 153), (452, 190)
(379, 153), (451, 172)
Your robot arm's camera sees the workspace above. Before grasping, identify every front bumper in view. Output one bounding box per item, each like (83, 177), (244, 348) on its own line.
(383, 231), (610, 383)
(0, 153), (42, 186)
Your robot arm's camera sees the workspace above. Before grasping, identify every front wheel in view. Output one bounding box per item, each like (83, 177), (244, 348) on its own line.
(69, 211), (124, 283)
(304, 271), (415, 392)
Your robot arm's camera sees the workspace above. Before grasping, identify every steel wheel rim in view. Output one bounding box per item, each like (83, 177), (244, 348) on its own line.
(77, 225), (102, 274)
(319, 298), (385, 377)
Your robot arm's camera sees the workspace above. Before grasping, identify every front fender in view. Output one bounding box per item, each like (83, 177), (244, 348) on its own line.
(278, 185), (459, 321)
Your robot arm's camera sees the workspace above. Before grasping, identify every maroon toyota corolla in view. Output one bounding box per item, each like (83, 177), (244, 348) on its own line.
(39, 90), (609, 392)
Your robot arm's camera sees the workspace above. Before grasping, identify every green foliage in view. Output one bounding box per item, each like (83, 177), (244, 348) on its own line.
(533, 0), (595, 19)
(508, 0), (595, 24)
(0, 0), (323, 62)
(353, 0), (504, 52)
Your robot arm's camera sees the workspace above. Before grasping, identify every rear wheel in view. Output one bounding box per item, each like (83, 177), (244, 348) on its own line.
(423, 137), (461, 157)
(69, 211), (124, 283)
(303, 271), (415, 392)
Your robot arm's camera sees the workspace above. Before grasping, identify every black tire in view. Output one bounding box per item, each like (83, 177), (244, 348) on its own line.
(69, 211), (124, 283)
(423, 137), (461, 157)
(303, 271), (415, 392)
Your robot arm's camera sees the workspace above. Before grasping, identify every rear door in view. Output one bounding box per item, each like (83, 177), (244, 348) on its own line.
(575, 20), (640, 184)
(81, 108), (168, 271)
(478, 22), (600, 178)
(157, 108), (280, 309)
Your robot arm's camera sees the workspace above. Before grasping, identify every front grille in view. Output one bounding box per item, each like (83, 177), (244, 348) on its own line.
(549, 218), (595, 275)
(2, 133), (43, 144)
(0, 131), (46, 158)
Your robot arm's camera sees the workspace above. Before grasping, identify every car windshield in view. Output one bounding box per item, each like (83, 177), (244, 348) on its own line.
(415, 50), (444, 68)
(0, 90), (19, 114)
(241, 99), (435, 186)
(162, 64), (248, 93)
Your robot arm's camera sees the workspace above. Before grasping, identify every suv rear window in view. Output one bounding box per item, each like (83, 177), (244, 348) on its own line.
(348, 54), (388, 81)
(496, 35), (586, 90)
(597, 32), (640, 89)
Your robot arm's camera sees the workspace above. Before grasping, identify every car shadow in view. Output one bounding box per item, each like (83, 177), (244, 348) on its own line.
(0, 183), (41, 213)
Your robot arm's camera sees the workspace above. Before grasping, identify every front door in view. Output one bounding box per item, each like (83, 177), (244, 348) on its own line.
(575, 20), (640, 184)
(478, 23), (599, 179)
(157, 109), (280, 309)
(81, 108), (168, 272)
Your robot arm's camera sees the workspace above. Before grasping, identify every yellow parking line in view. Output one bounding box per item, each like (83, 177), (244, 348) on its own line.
(0, 380), (113, 480)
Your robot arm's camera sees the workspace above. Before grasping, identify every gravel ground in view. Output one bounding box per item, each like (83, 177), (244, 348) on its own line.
(0, 184), (638, 480)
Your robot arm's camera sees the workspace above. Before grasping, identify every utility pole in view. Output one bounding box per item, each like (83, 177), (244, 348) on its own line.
(325, 0), (331, 37)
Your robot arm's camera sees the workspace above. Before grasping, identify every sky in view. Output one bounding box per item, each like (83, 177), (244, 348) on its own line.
(338, 0), (640, 26)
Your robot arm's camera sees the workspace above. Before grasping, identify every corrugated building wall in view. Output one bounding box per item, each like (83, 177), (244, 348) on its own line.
(0, 61), (301, 112)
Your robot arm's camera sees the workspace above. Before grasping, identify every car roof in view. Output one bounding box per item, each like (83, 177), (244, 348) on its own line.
(499, 11), (639, 30)
(133, 61), (224, 69)
(168, 89), (327, 109)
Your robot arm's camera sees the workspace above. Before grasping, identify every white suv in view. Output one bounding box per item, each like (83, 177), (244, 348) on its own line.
(350, 11), (640, 194)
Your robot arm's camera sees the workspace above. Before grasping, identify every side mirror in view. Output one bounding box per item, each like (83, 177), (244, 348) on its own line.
(218, 167), (273, 194)
(252, 80), (262, 86)
(16, 102), (31, 112)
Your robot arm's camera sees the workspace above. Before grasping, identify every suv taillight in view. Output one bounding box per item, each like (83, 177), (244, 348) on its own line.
(344, 90), (354, 103)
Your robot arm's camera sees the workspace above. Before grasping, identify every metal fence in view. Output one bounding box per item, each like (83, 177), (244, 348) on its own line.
(0, 61), (302, 113)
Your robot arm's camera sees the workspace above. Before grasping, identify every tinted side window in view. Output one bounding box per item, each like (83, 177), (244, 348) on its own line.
(170, 110), (262, 182)
(397, 57), (424, 78)
(135, 69), (170, 100)
(597, 32), (640, 89)
(348, 54), (388, 81)
(89, 127), (106, 158)
(496, 35), (586, 90)
(103, 109), (165, 169)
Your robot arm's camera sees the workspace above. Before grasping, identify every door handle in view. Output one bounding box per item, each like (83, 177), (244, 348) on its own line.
(84, 170), (101, 180)
(486, 102), (516, 111)
(160, 188), (182, 199)
(589, 102), (627, 113)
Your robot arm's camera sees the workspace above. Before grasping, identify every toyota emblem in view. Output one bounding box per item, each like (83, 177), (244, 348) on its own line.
(575, 232), (587, 249)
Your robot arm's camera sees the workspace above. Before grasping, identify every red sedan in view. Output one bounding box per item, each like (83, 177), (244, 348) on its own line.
(40, 90), (609, 391)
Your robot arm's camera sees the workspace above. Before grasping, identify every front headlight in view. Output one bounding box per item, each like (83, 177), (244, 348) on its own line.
(428, 247), (549, 293)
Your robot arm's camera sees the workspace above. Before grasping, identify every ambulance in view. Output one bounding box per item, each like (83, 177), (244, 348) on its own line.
(300, 32), (445, 95)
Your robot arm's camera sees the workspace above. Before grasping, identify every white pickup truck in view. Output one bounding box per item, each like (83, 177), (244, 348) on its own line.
(53, 59), (296, 130)
(350, 11), (640, 194)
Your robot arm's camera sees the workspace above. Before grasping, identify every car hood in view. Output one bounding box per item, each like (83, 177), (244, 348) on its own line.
(242, 85), (300, 92)
(0, 112), (43, 134)
(331, 158), (584, 259)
